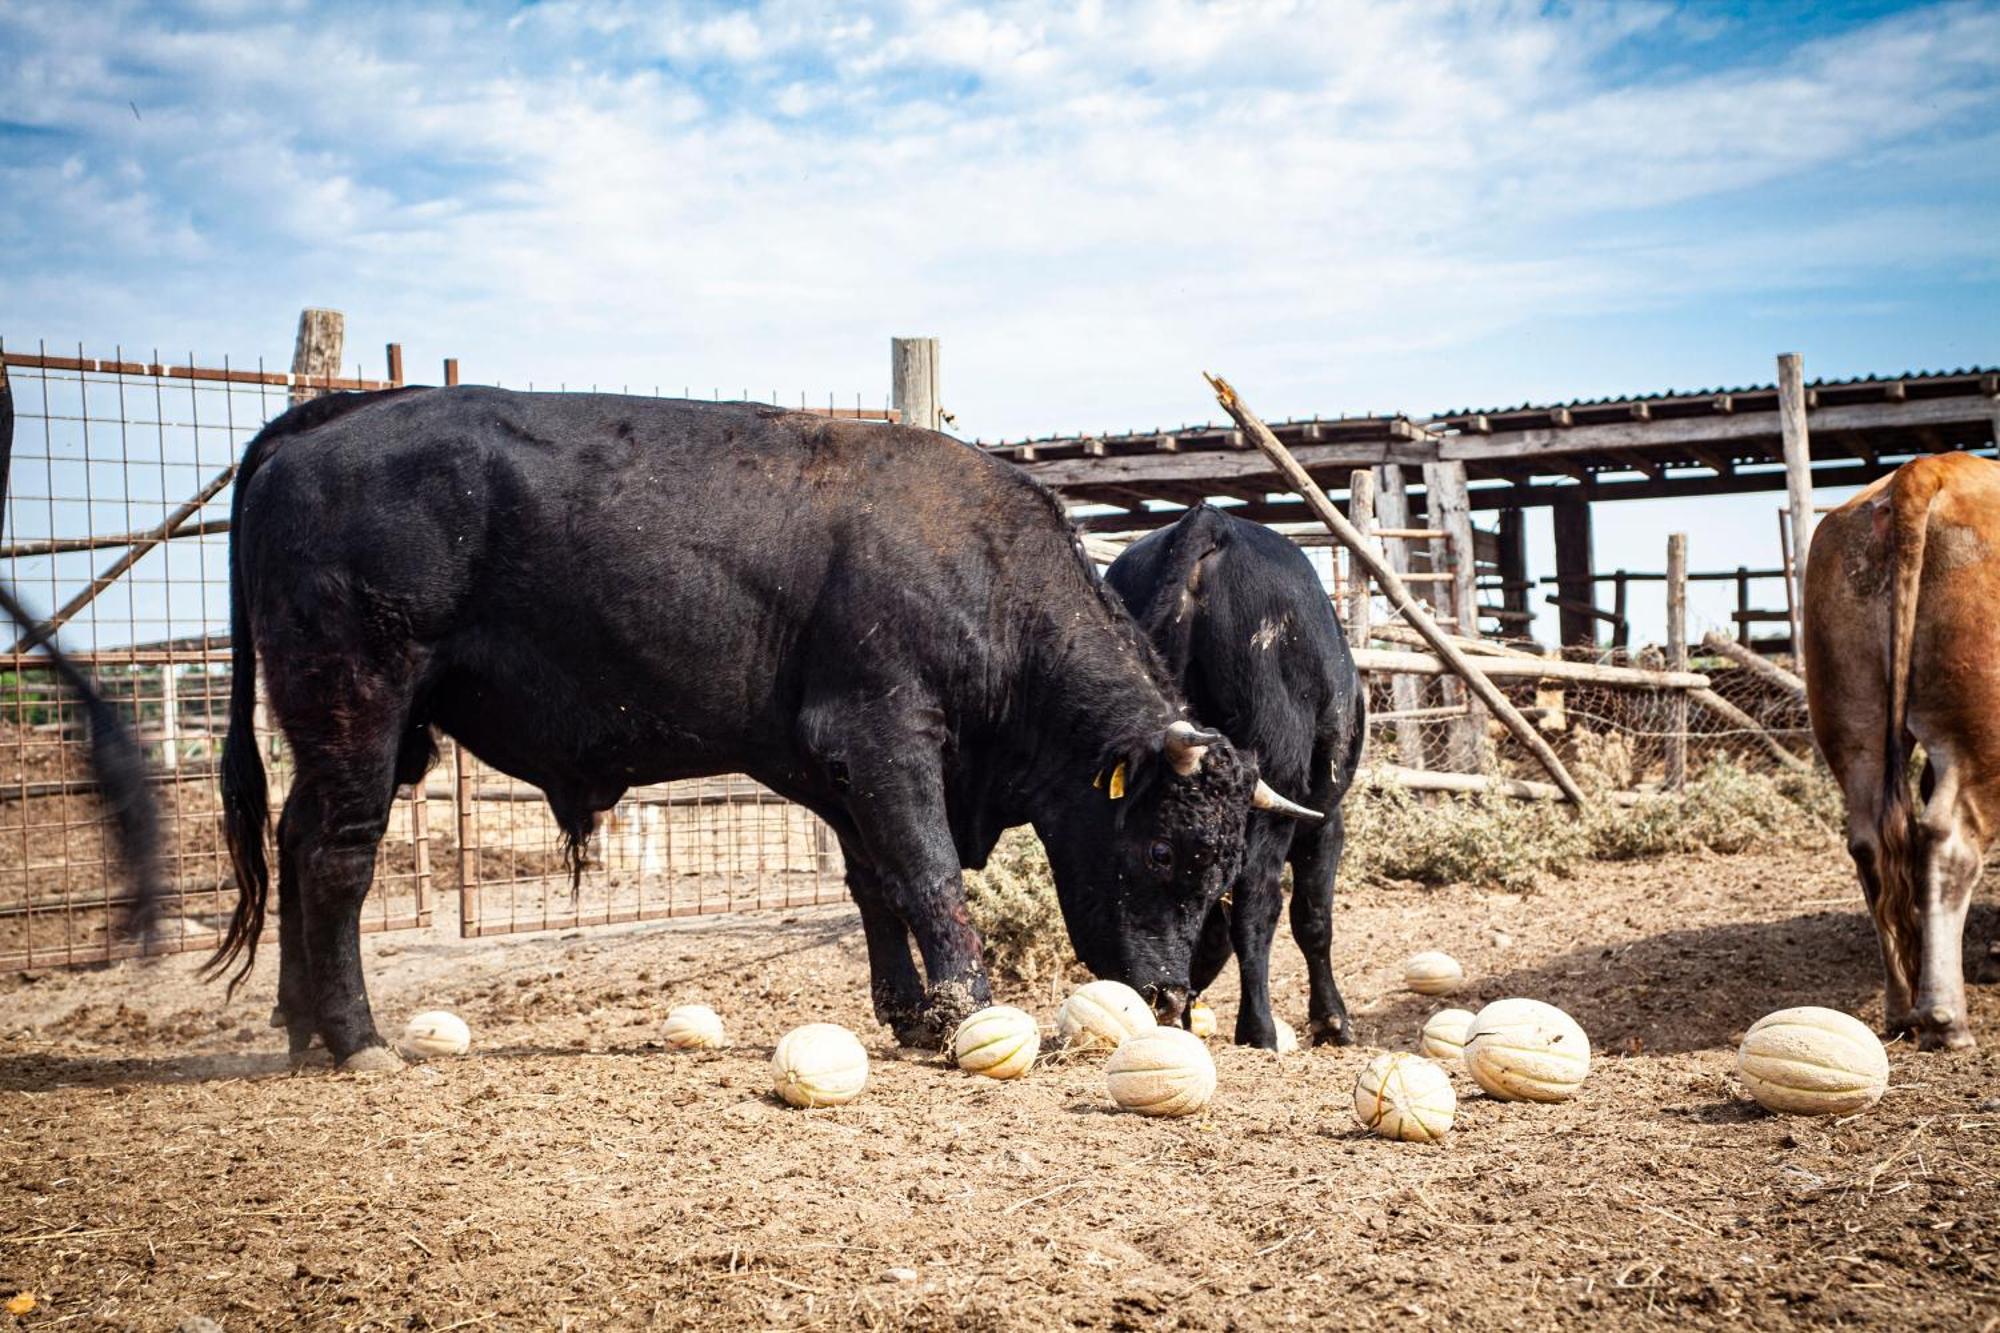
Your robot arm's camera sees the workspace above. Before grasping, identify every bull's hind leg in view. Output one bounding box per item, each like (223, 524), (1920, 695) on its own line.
(270, 801), (316, 1060)
(1289, 803), (1356, 1047)
(270, 680), (415, 1069)
(1227, 824), (1292, 1049)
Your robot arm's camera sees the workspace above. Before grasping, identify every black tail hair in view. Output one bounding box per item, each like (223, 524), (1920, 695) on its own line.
(0, 585), (166, 944)
(200, 435), (273, 996)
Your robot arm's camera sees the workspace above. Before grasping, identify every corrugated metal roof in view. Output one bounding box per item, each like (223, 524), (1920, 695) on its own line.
(1436, 366), (1996, 419)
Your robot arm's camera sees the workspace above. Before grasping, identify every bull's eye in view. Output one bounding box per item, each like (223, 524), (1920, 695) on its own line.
(1147, 839), (1175, 871)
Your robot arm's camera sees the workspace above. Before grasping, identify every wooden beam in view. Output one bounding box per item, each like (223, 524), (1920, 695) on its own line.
(1206, 372), (1587, 806)
(1435, 393), (1993, 464)
(1365, 765), (1642, 807)
(1690, 687), (1811, 773)
(1023, 436), (1437, 487)
(1700, 630), (1807, 702)
(1351, 646), (1708, 690)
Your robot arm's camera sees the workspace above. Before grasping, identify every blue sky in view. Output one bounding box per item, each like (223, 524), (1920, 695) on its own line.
(3, 0), (1997, 642)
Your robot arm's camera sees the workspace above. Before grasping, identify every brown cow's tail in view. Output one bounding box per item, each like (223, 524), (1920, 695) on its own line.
(202, 441), (273, 997)
(1873, 462), (1940, 994)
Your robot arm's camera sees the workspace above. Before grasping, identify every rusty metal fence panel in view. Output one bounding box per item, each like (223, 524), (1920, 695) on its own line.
(452, 746), (846, 937)
(0, 345), (429, 970)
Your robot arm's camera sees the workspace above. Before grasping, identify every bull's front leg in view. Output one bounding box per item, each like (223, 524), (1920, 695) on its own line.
(838, 847), (931, 1045)
(835, 749), (991, 1048)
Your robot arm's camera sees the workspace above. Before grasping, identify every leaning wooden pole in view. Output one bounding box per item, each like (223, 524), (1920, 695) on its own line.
(1205, 372), (1588, 807)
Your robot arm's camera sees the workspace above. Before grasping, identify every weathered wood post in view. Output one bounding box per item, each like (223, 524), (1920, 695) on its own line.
(1497, 508), (1529, 630)
(157, 667), (179, 774)
(1777, 352), (1812, 662)
(1665, 533), (1688, 790)
(1736, 566), (1751, 646)
(289, 308), (344, 404)
(385, 342), (404, 388)
(1553, 492), (1596, 647)
(1424, 460), (1485, 771)
(1347, 468), (1375, 642)
(891, 337), (941, 432)
(443, 358), (461, 387)
(1612, 571), (1630, 650)
(1374, 464), (1427, 769)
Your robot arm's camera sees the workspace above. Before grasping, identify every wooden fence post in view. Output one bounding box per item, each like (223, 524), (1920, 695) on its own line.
(385, 342), (404, 388)
(443, 358), (460, 387)
(1665, 533), (1688, 790)
(1206, 373), (1587, 806)
(1424, 460), (1485, 771)
(1553, 492), (1596, 646)
(891, 337), (941, 432)
(157, 667), (180, 774)
(289, 308), (344, 404)
(1777, 351), (1812, 662)
(1374, 464), (1427, 770)
(1347, 469), (1375, 642)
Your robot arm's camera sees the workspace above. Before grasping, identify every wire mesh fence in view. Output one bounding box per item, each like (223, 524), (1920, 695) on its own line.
(1355, 647), (1812, 790)
(0, 339), (871, 969)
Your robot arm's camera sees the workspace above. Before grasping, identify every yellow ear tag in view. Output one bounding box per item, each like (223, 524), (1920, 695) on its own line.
(1092, 769), (1105, 790)
(1108, 762), (1128, 800)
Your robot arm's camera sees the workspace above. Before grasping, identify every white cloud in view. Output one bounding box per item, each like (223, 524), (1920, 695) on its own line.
(0, 0), (1995, 438)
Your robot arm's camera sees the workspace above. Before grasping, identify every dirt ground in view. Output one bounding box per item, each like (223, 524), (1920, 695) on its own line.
(2, 847), (1996, 1330)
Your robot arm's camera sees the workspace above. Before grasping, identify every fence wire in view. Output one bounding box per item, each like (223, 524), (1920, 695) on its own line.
(0, 340), (875, 969)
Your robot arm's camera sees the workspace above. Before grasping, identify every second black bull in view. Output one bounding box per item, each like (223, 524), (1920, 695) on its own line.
(1106, 505), (1365, 1049)
(207, 388), (1318, 1068)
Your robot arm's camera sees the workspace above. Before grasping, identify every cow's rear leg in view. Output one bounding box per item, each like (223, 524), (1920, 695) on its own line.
(277, 722), (408, 1070)
(270, 801), (317, 1060)
(1289, 804), (1356, 1047)
(1228, 826), (1292, 1049)
(839, 843), (929, 1045)
(1835, 756), (1917, 1036)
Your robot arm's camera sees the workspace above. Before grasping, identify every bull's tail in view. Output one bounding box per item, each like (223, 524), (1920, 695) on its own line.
(0, 586), (165, 942)
(201, 442), (273, 997)
(1874, 462), (1940, 995)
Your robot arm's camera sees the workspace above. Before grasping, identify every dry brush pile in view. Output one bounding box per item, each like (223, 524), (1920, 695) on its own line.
(965, 738), (1843, 980)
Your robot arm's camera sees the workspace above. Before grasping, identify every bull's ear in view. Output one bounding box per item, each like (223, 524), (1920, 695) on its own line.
(1162, 720), (1224, 776)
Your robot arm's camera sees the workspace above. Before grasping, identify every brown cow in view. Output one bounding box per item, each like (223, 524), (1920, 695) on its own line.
(1804, 451), (1999, 1051)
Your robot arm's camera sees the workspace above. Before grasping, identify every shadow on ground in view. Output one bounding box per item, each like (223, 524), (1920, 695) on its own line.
(1361, 901), (1997, 1057)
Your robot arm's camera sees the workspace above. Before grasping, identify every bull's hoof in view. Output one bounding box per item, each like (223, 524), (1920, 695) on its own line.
(337, 1045), (405, 1074)
(891, 1013), (945, 1050)
(917, 980), (986, 1049)
(1309, 1019), (1357, 1048)
(269, 1005), (288, 1030)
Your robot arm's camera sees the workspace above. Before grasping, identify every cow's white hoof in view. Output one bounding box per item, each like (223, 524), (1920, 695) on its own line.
(338, 1045), (404, 1074)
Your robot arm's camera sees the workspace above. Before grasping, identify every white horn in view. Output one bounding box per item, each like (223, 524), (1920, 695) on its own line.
(1163, 720), (1222, 777)
(1252, 780), (1323, 822)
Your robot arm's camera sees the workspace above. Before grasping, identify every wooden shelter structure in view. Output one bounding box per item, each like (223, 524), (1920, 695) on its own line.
(981, 366), (1998, 645)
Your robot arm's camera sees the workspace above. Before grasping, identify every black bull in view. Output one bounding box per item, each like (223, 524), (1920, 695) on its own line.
(206, 388), (1315, 1068)
(1106, 505), (1364, 1048)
